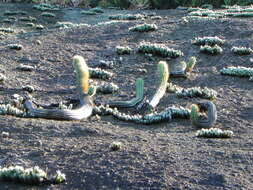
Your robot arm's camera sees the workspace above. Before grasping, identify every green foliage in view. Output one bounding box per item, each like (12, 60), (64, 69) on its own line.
(192, 36), (225, 46)
(220, 66), (253, 77)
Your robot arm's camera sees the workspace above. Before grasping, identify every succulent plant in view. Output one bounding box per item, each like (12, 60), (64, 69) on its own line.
(138, 42), (183, 58)
(129, 23), (157, 32)
(190, 101), (217, 128)
(200, 44), (223, 55)
(89, 68), (113, 80)
(90, 7), (104, 13)
(81, 10), (97, 15)
(116, 46), (132, 55)
(41, 12), (56, 17)
(176, 87), (217, 100)
(110, 141), (122, 151)
(108, 78), (144, 108)
(54, 22), (89, 29)
(0, 165), (66, 185)
(0, 28), (15, 33)
(72, 55), (90, 94)
(93, 104), (190, 124)
(33, 3), (60, 11)
(220, 66), (253, 79)
(196, 128), (233, 138)
(192, 36), (225, 46)
(231, 46), (253, 55)
(109, 14), (144, 20)
(7, 44), (23, 50)
(95, 82), (119, 94)
(186, 56), (197, 73)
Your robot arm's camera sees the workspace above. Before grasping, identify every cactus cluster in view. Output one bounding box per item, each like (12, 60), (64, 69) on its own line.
(196, 128), (233, 138)
(0, 28), (15, 33)
(4, 10), (27, 16)
(89, 68), (113, 80)
(129, 23), (157, 32)
(33, 3), (60, 11)
(109, 14), (144, 20)
(7, 44), (23, 50)
(176, 87), (217, 100)
(54, 22), (89, 29)
(0, 166), (66, 185)
(93, 104), (190, 124)
(0, 104), (26, 117)
(81, 10), (97, 15)
(90, 7), (104, 13)
(192, 36), (225, 46)
(95, 20), (127, 27)
(19, 16), (37, 22)
(138, 42), (183, 58)
(220, 66), (253, 79)
(41, 12), (56, 17)
(231, 46), (253, 55)
(95, 82), (119, 94)
(200, 44), (223, 55)
(116, 46), (132, 55)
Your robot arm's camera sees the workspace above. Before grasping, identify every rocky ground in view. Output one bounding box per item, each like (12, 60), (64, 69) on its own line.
(0, 3), (252, 190)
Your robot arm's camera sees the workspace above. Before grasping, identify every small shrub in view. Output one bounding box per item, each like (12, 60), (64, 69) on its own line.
(200, 44), (223, 55)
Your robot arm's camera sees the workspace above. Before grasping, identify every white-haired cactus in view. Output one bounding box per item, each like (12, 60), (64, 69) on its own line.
(89, 68), (113, 79)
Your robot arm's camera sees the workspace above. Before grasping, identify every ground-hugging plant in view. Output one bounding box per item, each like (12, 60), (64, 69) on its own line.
(190, 101), (217, 128)
(129, 23), (157, 32)
(200, 44), (223, 55)
(89, 68), (113, 79)
(93, 104), (190, 124)
(192, 36), (225, 46)
(109, 14), (145, 20)
(81, 10), (97, 15)
(94, 82), (119, 94)
(196, 128), (233, 138)
(108, 78), (144, 108)
(138, 42), (184, 58)
(116, 46), (132, 55)
(0, 28), (15, 33)
(54, 22), (90, 29)
(220, 66), (253, 80)
(137, 61), (169, 113)
(7, 44), (23, 50)
(41, 12), (56, 17)
(33, 3), (60, 11)
(176, 87), (217, 100)
(231, 46), (253, 55)
(0, 165), (66, 185)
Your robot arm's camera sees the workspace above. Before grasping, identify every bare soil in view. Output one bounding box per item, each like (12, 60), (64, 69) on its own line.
(0, 3), (252, 190)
